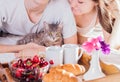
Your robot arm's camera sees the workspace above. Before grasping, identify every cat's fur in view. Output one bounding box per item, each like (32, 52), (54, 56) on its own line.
(17, 22), (63, 46)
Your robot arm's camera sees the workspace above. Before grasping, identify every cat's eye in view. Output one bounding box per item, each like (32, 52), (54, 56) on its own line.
(41, 30), (44, 33)
(49, 32), (52, 36)
(78, 0), (84, 4)
(78, 1), (83, 4)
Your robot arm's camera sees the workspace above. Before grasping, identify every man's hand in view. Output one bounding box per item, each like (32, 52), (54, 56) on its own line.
(25, 43), (42, 49)
(15, 43), (46, 58)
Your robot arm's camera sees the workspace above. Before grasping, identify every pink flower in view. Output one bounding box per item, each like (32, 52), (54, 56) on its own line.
(82, 36), (110, 54)
(82, 41), (94, 53)
(82, 36), (102, 53)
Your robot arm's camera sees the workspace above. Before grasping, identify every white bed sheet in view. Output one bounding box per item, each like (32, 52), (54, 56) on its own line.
(0, 53), (16, 64)
(100, 49), (120, 69)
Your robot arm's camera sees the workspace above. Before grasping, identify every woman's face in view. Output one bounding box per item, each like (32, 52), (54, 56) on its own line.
(69, 0), (98, 15)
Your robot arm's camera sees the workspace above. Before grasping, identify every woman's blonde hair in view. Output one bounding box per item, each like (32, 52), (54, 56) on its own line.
(93, 0), (120, 33)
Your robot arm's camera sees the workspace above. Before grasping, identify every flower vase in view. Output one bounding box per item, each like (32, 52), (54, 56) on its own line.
(83, 50), (105, 81)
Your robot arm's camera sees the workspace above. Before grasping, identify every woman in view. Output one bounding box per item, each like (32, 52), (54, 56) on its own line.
(69, 0), (120, 77)
(68, 0), (120, 50)
(0, 0), (77, 53)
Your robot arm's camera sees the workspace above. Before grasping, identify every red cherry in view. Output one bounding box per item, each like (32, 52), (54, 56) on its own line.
(33, 55), (39, 63)
(12, 62), (18, 68)
(49, 60), (54, 65)
(39, 61), (44, 67)
(17, 59), (23, 64)
(43, 61), (48, 67)
(17, 59), (23, 67)
(15, 68), (24, 78)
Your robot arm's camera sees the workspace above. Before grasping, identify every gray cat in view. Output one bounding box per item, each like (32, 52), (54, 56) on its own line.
(17, 22), (63, 47)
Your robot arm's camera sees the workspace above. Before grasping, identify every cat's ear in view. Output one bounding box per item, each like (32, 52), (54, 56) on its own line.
(58, 22), (63, 31)
(43, 21), (49, 30)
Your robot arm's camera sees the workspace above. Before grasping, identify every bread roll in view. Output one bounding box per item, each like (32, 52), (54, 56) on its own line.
(50, 64), (85, 76)
(43, 69), (78, 82)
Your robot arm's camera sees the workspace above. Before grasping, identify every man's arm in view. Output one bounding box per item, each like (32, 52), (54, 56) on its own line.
(0, 44), (26, 53)
(0, 43), (45, 53)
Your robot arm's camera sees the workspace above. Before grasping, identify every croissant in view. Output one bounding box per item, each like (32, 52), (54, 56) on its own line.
(43, 69), (79, 82)
(50, 64), (85, 76)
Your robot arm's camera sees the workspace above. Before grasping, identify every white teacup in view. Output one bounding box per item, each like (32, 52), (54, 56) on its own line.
(45, 46), (63, 66)
(62, 44), (83, 64)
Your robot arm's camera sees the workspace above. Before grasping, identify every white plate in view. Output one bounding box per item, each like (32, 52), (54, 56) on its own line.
(0, 53), (16, 64)
(100, 48), (120, 69)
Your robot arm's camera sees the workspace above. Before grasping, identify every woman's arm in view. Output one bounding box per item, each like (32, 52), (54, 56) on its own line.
(103, 17), (120, 49)
(106, 0), (120, 49)
(64, 33), (78, 44)
(105, 17), (120, 49)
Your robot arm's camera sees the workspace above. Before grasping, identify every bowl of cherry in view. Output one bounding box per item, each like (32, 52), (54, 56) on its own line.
(9, 55), (54, 82)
